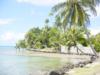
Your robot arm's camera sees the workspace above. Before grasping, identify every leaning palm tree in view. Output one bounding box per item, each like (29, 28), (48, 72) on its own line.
(65, 26), (88, 54)
(52, 0), (100, 56)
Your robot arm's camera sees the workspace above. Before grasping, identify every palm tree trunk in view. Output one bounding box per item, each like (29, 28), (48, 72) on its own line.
(68, 46), (71, 54)
(84, 25), (98, 57)
(76, 46), (85, 54)
(76, 46), (79, 54)
(86, 31), (98, 56)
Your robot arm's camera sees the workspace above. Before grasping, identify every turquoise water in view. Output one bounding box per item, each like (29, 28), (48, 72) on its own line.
(0, 46), (67, 75)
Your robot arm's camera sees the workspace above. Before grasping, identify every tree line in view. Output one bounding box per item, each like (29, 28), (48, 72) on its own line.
(16, 0), (100, 55)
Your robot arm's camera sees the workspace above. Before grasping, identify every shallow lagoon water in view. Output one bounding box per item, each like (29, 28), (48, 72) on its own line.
(0, 46), (68, 75)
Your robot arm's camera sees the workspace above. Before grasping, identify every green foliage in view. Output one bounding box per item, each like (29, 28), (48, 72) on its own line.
(16, 0), (100, 53)
(91, 33), (100, 52)
(16, 40), (27, 49)
(94, 42), (100, 52)
(62, 27), (88, 49)
(16, 26), (62, 50)
(51, 0), (100, 55)
(16, 25), (88, 51)
(25, 27), (41, 48)
(34, 41), (42, 49)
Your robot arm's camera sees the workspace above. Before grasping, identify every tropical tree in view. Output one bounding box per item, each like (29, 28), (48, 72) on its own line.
(51, 0), (100, 56)
(40, 19), (51, 48)
(54, 16), (65, 33)
(16, 40), (27, 49)
(91, 33), (100, 52)
(48, 27), (61, 50)
(25, 27), (41, 48)
(61, 26), (88, 54)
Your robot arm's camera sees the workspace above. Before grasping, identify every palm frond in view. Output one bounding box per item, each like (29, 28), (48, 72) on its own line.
(52, 2), (66, 13)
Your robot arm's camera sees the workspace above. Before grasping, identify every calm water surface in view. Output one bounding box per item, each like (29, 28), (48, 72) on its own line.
(0, 46), (68, 75)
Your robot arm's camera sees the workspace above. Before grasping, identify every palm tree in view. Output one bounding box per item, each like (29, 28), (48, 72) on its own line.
(91, 33), (100, 52)
(65, 26), (88, 54)
(25, 27), (41, 48)
(16, 40), (27, 49)
(48, 27), (61, 50)
(54, 16), (66, 33)
(52, 0), (100, 56)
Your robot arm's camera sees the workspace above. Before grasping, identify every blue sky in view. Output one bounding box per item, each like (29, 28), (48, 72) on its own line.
(0, 0), (100, 46)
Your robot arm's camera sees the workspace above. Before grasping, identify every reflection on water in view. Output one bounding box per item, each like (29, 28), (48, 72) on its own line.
(0, 46), (68, 75)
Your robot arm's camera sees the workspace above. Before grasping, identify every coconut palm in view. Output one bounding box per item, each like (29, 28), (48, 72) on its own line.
(40, 19), (51, 48)
(48, 27), (61, 50)
(54, 16), (65, 33)
(52, 0), (100, 56)
(91, 33), (100, 52)
(65, 26), (88, 54)
(25, 27), (41, 48)
(16, 40), (27, 49)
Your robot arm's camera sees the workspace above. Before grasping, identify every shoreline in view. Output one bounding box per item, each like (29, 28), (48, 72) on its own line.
(23, 51), (100, 75)
(65, 59), (100, 75)
(0, 50), (91, 60)
(16, 50), (91, 59)
(1, 50), (93, 62)
(1, 50), (100, 75)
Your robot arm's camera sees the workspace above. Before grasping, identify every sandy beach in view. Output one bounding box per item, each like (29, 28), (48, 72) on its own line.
(64, 54), (100, 75)
(16, 50), (91, 60)
(19, 51), (100, 75)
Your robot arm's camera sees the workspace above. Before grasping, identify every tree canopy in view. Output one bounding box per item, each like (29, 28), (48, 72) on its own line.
(16, 0), (100, 55)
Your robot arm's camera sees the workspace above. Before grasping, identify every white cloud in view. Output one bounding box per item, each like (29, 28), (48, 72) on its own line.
(0, 19), (14, 26)
(89, 6), (100, 35)
(89, 28), (100, 35)
(0, 31), (25, 43)
(17, 0), (65, 6)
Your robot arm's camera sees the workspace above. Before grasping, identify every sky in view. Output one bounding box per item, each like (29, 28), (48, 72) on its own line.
(0, 0), (100, 46)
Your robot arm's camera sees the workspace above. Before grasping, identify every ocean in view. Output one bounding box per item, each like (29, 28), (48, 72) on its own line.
(0, 46), (67, 75)
(0, 46), (16, 54)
